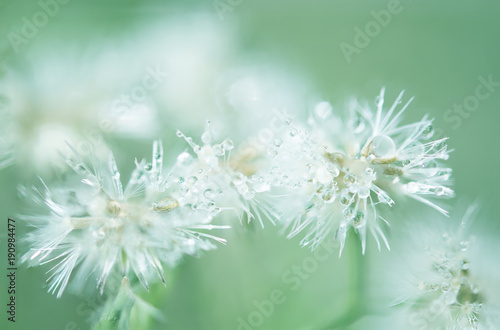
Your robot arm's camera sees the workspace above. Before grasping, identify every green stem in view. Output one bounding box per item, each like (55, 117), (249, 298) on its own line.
(92, 277), (136, 330)
(320, 231), (367, 329)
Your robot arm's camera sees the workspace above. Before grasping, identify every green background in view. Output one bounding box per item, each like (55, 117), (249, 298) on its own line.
(1, 0), (499, 329)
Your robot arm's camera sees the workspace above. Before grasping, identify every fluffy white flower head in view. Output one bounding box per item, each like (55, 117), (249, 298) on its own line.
(21, 141), (228, 297)
(175, 120), (275, 228)
(387, 206), (500, 329)
(264, 89), (453, 254)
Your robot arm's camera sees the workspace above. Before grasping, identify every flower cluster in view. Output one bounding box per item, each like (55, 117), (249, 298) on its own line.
(255, 88), (453, 254)
(21, 139), (232, 297)
(20, 89), (455, 298)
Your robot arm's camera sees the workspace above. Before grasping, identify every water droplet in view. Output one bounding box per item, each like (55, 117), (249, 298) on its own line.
(204, 189), (215, 200)
(316, 166), (333, 184)
(186, 176), (198, 185)
(441, 282), (450, 292)
(358, 186), (370, 199)
(421, 124), (434, 139)
(233, 173), (246, 185)
(340, 194), (351, 206)
(289, 128), (298, 137)
(274, 138), (283, 147)
(368, 135), (397, 160)
(353, 211), (365, 228)
(377, 191), (393, 205)
(222, 139), (234, 150)
(459, 241), (469, 252)
(426, 160), (437, 169)
(144, 163), (153, 171)
(270, 166), (280, 176)
(305, 163), (314, 173)
(201, 131), (211, 144)
(153, 197), (178, 212)
(316, 185), (325, 195)
(343, 207), (353, 219)
(93, 229), (106, 241)
(343, 173), (357, 186)
(267, 148), (278, 157)
(327, 165), (340, 177)
(285, 118), (292, 125)
(322, 191), (335, 203)
(176, 130), (183, 137)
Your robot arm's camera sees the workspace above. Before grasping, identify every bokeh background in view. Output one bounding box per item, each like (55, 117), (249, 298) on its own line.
(1, 0), (499, 329)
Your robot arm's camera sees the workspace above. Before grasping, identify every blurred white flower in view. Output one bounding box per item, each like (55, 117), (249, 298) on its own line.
(21, 141), (229, 298)
(258, 89), (453, 254)
(0, 45), (158, 174)
(381, 205), (500, 329)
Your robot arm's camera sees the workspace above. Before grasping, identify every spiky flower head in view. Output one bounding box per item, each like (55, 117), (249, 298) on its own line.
(175, 120), (276, 228)
(260, 89), (453, 254)
(385, 206), (500, 329)
(21, 141), (229, 298)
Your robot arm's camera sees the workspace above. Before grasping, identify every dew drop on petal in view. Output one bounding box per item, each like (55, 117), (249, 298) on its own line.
(343, 207), (353, 219)
(201, 131), (211, 144)
(213, 144), (223, 156)
(154, 197), (179, 212)
(340, 196), (350, 206)
(322, 191), (335, 203)
(353, 211), (365, 228)
(270, 166), (280, 176)
(358, 186), (370, 199)
(368, 135), (397, 160)
(327, 164), (340, 177)
(316, 166), (333, 184)
(441, 282), (450, 292)
(267, 148), (278, 158)
(421, 124), (434, 139)
(187, 176), (198, 185)
(222, 139), (234, 150)
(92, 229), (105, 241)
(204, 189), (215, 200)
(343, 173), (357, 186)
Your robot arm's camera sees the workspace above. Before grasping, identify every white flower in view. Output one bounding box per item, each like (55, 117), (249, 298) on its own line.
(175, 121), (276, 228)
(259, 89), (453, 254)
(21, 141), (229, 297)
(381, 205), (500, 329)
